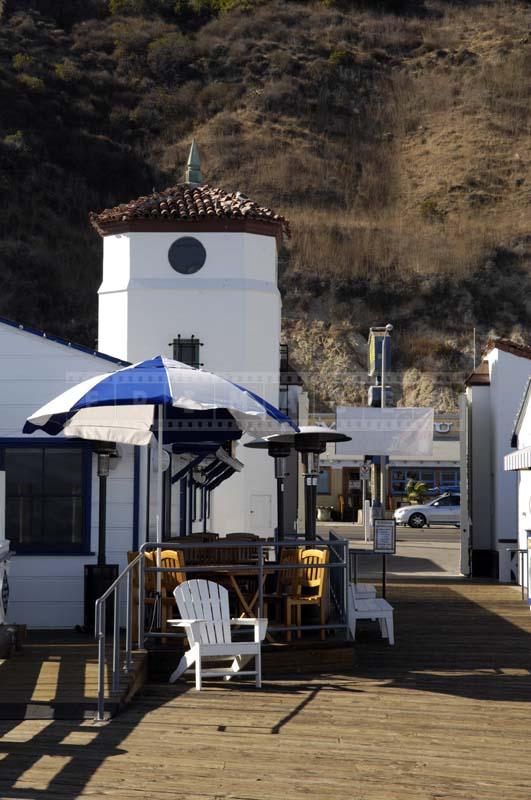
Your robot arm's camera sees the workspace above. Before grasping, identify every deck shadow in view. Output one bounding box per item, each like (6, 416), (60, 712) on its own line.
(353, 580), (531, 703)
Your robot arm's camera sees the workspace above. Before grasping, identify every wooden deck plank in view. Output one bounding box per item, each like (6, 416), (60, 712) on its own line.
(0, 580), (530, 798)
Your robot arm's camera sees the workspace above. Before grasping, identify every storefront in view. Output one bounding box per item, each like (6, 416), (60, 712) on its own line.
(317, 412), (460, 520)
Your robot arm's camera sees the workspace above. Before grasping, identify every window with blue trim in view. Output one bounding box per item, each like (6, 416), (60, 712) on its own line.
(4, 445), (88, 554)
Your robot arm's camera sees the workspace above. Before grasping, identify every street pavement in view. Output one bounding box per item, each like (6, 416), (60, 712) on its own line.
(317, 522), (462, 579)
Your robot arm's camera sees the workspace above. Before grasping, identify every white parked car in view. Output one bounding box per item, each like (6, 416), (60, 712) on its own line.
(393, 493), (460, 528)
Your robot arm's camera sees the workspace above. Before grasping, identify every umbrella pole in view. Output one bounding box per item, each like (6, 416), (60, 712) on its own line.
(156, 404), (164, 627)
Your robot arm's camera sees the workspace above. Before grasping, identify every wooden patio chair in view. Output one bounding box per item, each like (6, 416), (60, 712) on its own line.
(128, 550), (157, 643)
(181, 532), (219, 565)
(286, 548), (329, 642)
(168, 579), (267, 689)
(160, 549), (186, 633)
(263, 546), (302, 622)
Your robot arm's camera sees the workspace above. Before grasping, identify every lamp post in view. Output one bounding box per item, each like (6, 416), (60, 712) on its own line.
(245, 437), (292, 542)
(84, 442), (119, 634)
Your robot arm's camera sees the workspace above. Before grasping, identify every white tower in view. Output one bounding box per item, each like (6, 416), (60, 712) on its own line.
(92, 142), (288, 535)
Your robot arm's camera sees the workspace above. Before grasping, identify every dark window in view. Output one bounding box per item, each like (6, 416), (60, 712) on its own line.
(434, 495), (460, 507)
(441, 469), (459, 489)
(170, 335), (202, 368)
(419, 469), (435, 489)
(5, 446), (86, 553)
(317, 468), (330, 494)
(168, 237), (206, 275)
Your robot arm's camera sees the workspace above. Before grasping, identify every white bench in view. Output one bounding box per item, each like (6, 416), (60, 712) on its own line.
(350, 582), (377, 600)
(348, 585), (395, 645)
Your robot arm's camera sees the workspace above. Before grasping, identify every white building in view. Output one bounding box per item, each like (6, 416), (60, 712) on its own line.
(0, 144), (292, 627)
(461, 338), (531, 581)
(93, 145), (288, 536)
(504, 377), (531, 596)
(317, 410), (459, 520)
(0, 319), (131, 627)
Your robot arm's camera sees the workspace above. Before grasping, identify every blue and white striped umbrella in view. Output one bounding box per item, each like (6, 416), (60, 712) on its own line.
(24, 355), (298, 444)
(24, 356), (297, 543)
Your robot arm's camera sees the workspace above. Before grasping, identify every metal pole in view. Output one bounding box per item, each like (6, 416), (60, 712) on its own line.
(138, 556), (145, 649)
(380, 334), (386, 510)
(112, 584), (120, 693)
(343, 539), (348, 632)
(187, 475), (193, 535)
(96, 602), (105, 721)
(125, 570), (132, 673)
(304, 475), (317, 540)
(382, 554), (386, 599)
(258, 548), (264, 620)
(276, 476), (284, 543)
(97, 472), (107, 567)
(156, 406), (163, 626)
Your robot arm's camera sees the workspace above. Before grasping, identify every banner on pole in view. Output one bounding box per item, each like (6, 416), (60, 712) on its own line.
(336, 407), (434, 457)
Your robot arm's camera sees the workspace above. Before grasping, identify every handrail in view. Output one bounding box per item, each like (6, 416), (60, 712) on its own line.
(94, 535), (349, 721)
(94, 551), (144, 722)
(0, 545), (14, 627)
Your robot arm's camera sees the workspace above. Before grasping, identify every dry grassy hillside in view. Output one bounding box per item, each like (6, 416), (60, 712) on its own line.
(0, 0), (529, 410)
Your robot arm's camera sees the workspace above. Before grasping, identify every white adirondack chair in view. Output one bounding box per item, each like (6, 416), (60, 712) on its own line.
(167, 579), (267, 689)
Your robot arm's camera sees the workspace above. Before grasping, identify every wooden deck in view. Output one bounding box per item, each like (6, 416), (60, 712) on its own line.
(0, 634), (147, 720)
(0, 579), (531, 798)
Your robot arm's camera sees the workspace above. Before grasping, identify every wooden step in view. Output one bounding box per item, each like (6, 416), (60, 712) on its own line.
(0, 636), (147, 720)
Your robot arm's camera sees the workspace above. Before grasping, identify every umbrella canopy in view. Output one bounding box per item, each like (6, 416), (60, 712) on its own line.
(23, 355), (298, 443)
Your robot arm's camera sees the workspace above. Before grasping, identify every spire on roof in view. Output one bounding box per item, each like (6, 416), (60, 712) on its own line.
(185, 139), (202, 186)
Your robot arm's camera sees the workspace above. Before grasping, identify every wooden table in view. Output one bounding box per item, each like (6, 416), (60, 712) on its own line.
(213, 566), (274, 642)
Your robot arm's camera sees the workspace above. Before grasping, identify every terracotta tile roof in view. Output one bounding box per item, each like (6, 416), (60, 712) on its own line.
(484, 337), (531, 361)
(90, 184), (290, 238)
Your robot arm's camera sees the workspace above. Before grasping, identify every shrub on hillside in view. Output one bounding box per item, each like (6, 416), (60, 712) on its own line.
(147, 32), (199, 82)
(12, 52), (36, 72)
(54, 58), (81, 82)
(16, 73), (45, 92)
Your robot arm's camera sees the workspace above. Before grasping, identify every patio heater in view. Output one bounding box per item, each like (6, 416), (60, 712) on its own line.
(248, 427), (351, 540)
(293, 427), (351, 540)
(244, 437), (292, 542)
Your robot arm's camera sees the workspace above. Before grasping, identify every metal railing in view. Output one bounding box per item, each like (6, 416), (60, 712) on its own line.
(94, 534), (349, 721)
(94, 551), (143, 722)
(0, 543), (13, 627)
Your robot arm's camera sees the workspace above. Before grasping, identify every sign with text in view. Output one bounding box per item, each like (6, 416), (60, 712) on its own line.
(360, 463), (371, 481)
(373, 519), (396, 554)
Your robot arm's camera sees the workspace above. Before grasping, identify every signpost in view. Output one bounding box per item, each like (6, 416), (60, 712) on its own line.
(360, 462), (370, 540)
(373, 518), (396, 598)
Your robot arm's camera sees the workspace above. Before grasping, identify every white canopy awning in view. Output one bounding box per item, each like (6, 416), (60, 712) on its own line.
(504, 447), (531, 471)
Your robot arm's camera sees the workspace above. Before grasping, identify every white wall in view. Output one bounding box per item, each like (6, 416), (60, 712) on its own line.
(466, 384), (492, 552)
(0, 323), (136, 628)
(515, 395), (531, 586)
(98, 229), (281, 535)
(487, 350), (531, 580)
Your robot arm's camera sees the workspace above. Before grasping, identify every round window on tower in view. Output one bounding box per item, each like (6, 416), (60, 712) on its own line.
(168, 237), (207, 275)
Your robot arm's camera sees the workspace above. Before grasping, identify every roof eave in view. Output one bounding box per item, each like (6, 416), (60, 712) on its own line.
(90, 216), (287, 245)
